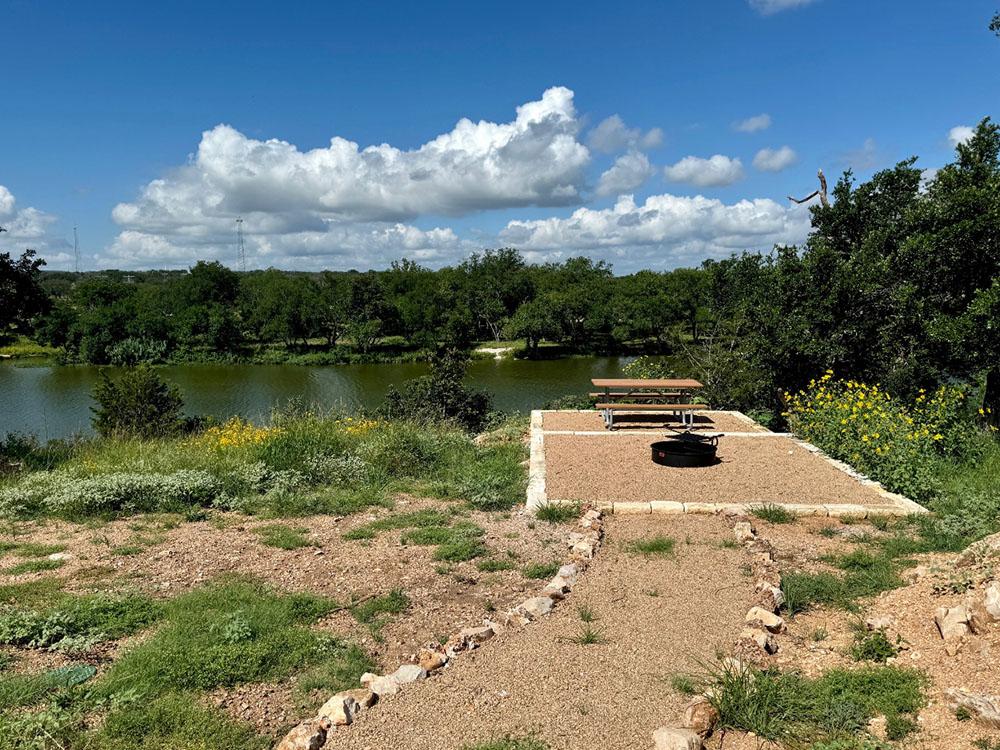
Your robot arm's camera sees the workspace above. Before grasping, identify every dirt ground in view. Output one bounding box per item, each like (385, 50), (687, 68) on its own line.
(541, 410), (769, 433)
(544, 433), (892, 507)
(328, 513), (753, 750)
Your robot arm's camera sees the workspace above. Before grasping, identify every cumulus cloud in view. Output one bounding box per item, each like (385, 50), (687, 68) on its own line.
(109, 87), (594, 269)
(595, 151), (656, 197)
(948, 125), (975, 148)
(0, 184), (71, 267)
(749, 0), (819, 15)
(753, 145), (798, 172)
(587, 115), (663, 153)
(663, 155), (744, 187)
(733, 113), (772, 133)
(500, 193), (811, 269)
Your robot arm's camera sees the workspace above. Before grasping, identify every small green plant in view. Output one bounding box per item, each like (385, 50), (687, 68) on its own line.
(523, 562), (559, 580)
(972, 738), (1000, 750)
(810, 627), (829, 642)
(669, 674), (698, 696)
(955, 705), (973, 721)
(850, 626), (900, 663)
(462, 738), (548, 750)
(350, 589), (409, 638)
(750, 503), (795, 524)
(476, 557), (515, 572)
(255, 524), (312, 550)
(577, 604), (597, 623)
(534, 502), (580, 524)
(627, 535), (676, 557)
(570, 623), (605, 645)
(91, 364), (186, 439)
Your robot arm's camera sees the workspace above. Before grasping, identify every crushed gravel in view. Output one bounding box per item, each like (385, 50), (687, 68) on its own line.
(544, 434), (891, 507)
(541, 410), (768, 433)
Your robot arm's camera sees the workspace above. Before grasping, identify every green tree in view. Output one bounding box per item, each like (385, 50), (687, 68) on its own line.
(0, 246), (48, 342)
(345, 273), (388, 352)
(91, 365), (185, 439)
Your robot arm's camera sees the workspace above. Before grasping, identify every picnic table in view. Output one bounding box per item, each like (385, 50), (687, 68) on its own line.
(590, 378), (705, 430)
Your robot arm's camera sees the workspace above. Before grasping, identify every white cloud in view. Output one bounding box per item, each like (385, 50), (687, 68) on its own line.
(753, 145), (798, 172)
(733, 113), (772, 133)
(948, 125), (974, 148)
(749, 0), (819, 15)
(0, 184), (70, 267)
(108, 87), (592, 269)
(500, 193), (811, 269)
(663, 155), (744, 187)
(596, 151), (656, 197)
(587, 115), (663, 153)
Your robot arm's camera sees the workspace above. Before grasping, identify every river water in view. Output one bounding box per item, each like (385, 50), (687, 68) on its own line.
(0, 357), (626, 440)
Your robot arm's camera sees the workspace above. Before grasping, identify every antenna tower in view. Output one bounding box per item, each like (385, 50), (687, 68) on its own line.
(236, 217), (247, 272)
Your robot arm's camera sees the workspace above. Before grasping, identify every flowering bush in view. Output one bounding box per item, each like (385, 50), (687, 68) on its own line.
(784, 373), (991, 504)
(187, 417), (284, 450)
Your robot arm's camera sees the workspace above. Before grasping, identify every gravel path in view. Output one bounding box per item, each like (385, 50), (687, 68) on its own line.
(541, 410), (767, 433)
(328, 514), (752, 750)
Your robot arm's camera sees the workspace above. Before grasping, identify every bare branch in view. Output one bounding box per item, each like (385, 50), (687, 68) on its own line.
(788, 169), (829, 208)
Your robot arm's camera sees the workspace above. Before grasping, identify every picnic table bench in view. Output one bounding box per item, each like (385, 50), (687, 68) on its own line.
(590, 378), (705, 429)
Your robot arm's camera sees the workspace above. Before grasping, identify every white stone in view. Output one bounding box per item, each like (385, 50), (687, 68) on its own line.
(740, 627), (777, 654)
(457, 625), (496, 645)
(652, 726), (703, 750)
(572, 541), (595, 559)
(745, 606), (784, 633)
(945, 688), (1000, 728)
(957, 532), (1000, 567)
(935, 605), (971, 641)
(557, 563), (580, 583)
(367, 675), (401, 696)
(317, 692), (359, 726)
(275, 718), (331, 750)
(984, 581), (1000, 620)
(392, 664), (427, 685)
(681, 695), (718, 738)
(755, 581), (785, 612)
(46, 552), (73, 562)
(733, 522), (755, 543)
(516, 596), (554, 620)
(584, 509), (602, 521)
(865, 615), (896, 631)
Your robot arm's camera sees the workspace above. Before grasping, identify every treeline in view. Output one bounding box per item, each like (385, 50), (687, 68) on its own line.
(29, 252), (709, 365)
(3, 120), (998, 421)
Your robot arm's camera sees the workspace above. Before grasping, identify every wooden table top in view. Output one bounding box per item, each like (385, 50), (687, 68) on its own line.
(591, 378), (703, 389)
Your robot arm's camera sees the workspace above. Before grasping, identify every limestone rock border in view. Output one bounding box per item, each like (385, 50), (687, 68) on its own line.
(275, 506), (606, 749)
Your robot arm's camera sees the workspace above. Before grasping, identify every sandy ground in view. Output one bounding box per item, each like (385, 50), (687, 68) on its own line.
(544, 434), (890, 507)
(329, 513), (753, 750)
(541, 410), (768, 433)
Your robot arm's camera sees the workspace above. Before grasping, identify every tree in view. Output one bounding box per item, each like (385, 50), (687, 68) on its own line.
(991, 12), (999, 36)
(345, 273), (389, 352)
(0, 247), (48, 342)
(91, 365), (185, 439)
(458, 249), (534, 341)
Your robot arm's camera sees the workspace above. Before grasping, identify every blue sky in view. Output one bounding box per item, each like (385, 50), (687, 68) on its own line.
(1, 0), (997, 273)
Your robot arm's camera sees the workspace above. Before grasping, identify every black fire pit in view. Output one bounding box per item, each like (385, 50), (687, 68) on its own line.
(650, 433), (719, 468)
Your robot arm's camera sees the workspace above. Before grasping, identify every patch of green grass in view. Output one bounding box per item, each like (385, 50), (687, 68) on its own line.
(669, 674), (698, 696)
(462, 739), (548, 750)
(626, 535), (676, 557)
(99, 579), (336, 699)
(397, 522), (488, 562)
(0, 542), (67, 558)
(343, 509), (454, 541)
(750, 503), (795, 524)
(849, 625), (900, 663)
(295, 641), (377, 707)
(434, 536), (488, 562)
(0, 578), (63, 608)
(350, 589), (409, 639)
(534, 502), (579, 524)
(111, 545), (146, 557)
(781, 551), (904, 615)
(577, 604), (597, 623)
(255, 524), (312, 550)
(707, 660), (926, 745)
(522, 562), (559, 580)
(569, 623), (605, 645)
(0, 664), (96, 711)
(4, 558), (64, 575)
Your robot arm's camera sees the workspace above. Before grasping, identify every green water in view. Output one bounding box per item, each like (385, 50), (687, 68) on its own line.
(0, 357), (626, 440)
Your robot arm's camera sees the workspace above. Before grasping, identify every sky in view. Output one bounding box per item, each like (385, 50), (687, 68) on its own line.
(1, 0), (997, 274)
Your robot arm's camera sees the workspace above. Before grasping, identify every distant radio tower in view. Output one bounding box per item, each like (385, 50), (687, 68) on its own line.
(73, 226), (81, 274)
(236, 217), (247, 272)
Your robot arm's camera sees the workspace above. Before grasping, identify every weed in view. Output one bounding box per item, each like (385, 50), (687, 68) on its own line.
(570, 623), (605, 645)
(719, 538), (739, 549)
(810, 627), (829, 642)
(849, 625), (900, 663)
(7, 543), (66, 558)
(523, 562), (559, 580)
(111, 545), (145, 556)
(476, 558), (514, 572)
(577, 604), (597, 623)
(5, 559), (64, 575)
(350, 589), (409, 638)
(781, 551), (903, 615)
(534, 502), (579, 524)
(344, 509), (453, 541)
(626, 535), (676, 557)
(462, 738), (547, 750)
(646, 588), (661, 597)
(750, 503), (795, 524)
(669, 674), (698, 696)
(255, 524), (312, 550)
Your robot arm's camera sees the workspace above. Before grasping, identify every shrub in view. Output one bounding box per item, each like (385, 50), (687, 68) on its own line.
(91, 365), (185, 439)
(784, 373), (991, 504)
(107, 337), (168, 366)
(622, 355), (675, 379)
(379, 348), (492, 432)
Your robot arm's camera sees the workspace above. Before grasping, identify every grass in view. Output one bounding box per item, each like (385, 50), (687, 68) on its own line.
(669, 674), (699, 696)
(350, 589), (409, 638)
(4, 558), (64, 575)
(396, 521), (488, 562)
(577, 604), (597, 623)
(707, 660), (926, 745)
(849, 624), (900, 663)
(463, 739), (548, 750)
(343, 508), (454, 540)
(781, 550), (904, 615)
(750, 503), (796, 524)
(522, 562), (559, 580)
(534, 502), (579, 524)
(255, 524), (312, 550)
(569, 623), (605, 645)
(476, 557), (515, 572)
(626, 534), (676, 557)
(0, 664), (97, 711)
(0, 542), (66, 558)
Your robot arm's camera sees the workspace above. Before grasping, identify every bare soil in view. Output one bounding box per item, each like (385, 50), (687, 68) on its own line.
(541, 410), (768, 433)
(544, 434), (890, 506)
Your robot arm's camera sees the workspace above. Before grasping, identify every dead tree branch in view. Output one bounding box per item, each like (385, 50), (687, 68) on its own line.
(788, 169), (829, 208)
